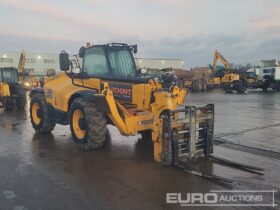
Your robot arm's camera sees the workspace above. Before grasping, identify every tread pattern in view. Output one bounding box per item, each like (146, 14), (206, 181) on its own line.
(70, 98), (107, 149)
(13, 83), (26, 109)
(30, 93), (55, 133)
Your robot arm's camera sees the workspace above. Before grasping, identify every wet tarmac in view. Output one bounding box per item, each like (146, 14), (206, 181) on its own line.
(0, 89), (279, 210)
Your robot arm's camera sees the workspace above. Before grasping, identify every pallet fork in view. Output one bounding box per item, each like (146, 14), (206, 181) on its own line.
(162, 104), (263, 183)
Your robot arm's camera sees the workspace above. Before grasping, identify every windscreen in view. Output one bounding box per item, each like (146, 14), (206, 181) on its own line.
(0, 69), (18, 83)
(83, 47), (109, 76)
(263, 69), (272, 74)
(108, 48), (136, 77)
(247, 72), (256, 78)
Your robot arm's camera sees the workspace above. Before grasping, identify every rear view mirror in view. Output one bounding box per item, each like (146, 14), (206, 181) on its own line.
(59, 51), (70, 71)
(130, 45), (137, 54)
(79, 46), (85, 58)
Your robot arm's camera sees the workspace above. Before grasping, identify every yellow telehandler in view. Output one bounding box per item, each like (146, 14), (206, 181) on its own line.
(29, 43), (262, 182)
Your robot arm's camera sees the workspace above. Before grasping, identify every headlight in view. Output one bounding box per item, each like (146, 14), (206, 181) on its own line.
(24, 82), (31, 87)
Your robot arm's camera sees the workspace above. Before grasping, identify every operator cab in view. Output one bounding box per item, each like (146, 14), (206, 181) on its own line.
(0, 67), (18, 83)
(60, 43), (148, 83)
(81, 43), (137, 77)
(260, 67), (276, 81)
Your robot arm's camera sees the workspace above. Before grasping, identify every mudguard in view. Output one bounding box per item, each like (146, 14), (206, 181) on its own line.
(69, 90), (111, 113)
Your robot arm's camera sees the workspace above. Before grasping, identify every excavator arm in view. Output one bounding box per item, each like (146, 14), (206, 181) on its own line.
(213, 49), (232, 72)
(18, 50), (26, 84)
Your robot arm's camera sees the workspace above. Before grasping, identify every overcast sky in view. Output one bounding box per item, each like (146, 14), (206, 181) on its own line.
(0, 0), (279, 68)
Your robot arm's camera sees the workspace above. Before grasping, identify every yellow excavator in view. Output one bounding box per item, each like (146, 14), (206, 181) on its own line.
(18, 50), (40, 90)
(213, 50), (246, 93)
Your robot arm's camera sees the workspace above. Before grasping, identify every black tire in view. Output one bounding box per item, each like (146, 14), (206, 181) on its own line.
(69, 98), (107, 150)
(9, 83), (26, 110)
(30, 93), (55, 133)
(262, 86), (268, 91)
(234, 80), (246, 94)
(3, 99), (13, 111)
(202, 79), (208, 91)
(277, 85), (280, 92)
(193, 80), (202, 92)
(222, 84), (230, 93)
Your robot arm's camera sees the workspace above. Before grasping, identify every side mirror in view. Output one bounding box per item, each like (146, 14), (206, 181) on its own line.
(59, 51), (70, 71)
(130, 45), (137, 54)
(79, 46), (85, 58)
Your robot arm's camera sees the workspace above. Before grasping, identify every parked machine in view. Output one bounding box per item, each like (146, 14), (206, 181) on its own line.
(29, 43), (263, 182)
(29, 43), (214, 166)
(259, 67), (280, 91)
(18, 50), (40, 90)
(213, 50), (246, 93)
(0, 67), (26, 111)
(208, 65), (221, 88)
(243, 68), (260, 89)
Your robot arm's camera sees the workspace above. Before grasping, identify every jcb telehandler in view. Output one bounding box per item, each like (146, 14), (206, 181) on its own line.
(29, 43), (215, 166)
(0, 67), (26, 111)
(29, 43), (264, 182)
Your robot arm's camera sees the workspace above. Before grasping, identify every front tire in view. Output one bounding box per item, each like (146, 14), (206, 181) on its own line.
(30, 93), (55, 133)
(69, 98), (107, 150)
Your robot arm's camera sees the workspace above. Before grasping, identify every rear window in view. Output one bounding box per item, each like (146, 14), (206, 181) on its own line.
(0, 69), (18, 83)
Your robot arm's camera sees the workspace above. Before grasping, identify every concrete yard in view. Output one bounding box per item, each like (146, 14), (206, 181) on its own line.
(0, 89), (280, 210)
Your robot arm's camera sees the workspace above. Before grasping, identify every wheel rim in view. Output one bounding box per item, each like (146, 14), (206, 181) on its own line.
(32, 103), (41, 125)
(72, 109), (86, 139)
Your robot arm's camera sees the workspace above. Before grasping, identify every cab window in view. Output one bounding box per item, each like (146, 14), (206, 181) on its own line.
(83, 47), (109, 76)
(108, 48), (136, 77)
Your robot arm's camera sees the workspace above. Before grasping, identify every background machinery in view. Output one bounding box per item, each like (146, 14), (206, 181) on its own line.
(0, 67), (26, 111)
(212, 50), (246, 93)
(18, 50), (40, 90)
(29, 43), (215, 167)
(241, 68), (260, 89)
(257, 60), (280, 91)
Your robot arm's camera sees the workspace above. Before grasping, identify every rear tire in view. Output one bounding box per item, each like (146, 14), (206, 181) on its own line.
(9, 83), (26, 110)
(193, 80), (202, 92)
(262, 86), (268, 91)
(3, 99), (13, 111)
(30, 93), (55, 133)
(234, 80), (246, 94)
(69, 98), (107, 150)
